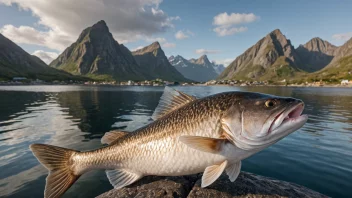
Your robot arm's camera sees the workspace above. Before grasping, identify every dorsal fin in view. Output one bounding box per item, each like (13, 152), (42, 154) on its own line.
(151, 87), (196, 120)
(101, 130), (129, 145)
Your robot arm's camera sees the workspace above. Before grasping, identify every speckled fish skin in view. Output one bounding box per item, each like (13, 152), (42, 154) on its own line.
(71, 91), (299, 175)
(30, 90), (308, 198)
(72, 92), (234, 176)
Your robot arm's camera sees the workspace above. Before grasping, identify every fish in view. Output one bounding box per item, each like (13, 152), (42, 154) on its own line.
(30, 87), (308, 198)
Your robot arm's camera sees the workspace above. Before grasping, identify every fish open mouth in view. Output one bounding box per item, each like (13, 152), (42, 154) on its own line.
(268, 102), (306, 133)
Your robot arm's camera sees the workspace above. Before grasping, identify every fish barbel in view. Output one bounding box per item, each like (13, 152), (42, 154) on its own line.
(30, 87), (308, 198)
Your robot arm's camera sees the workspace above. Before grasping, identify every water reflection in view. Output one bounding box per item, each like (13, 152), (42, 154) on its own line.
(0, 86), (351, 198)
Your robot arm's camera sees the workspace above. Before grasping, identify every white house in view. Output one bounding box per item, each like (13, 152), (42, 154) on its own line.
(341, 80), (350, 85)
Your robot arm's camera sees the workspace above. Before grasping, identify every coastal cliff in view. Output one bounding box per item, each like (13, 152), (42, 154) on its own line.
(97, 172), (327, 198)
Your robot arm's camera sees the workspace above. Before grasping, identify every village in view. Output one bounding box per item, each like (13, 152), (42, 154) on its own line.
(1, 77), (352, 87)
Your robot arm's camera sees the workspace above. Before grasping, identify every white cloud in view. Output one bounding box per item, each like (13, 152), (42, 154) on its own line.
(213, 12), (259, 26)
(162, 42), (176, 48)
(332, 32), (352, 42)
(212, 12), (258, 37)
(175, 30), (194, 40)
(213, 26), (247, 37)
(0, 0), (179, 51)
(169, 16), (181, 21)
(195, 49), (221, 55)
(0, 25), (72, 51)
(32, 50), (59, 64)
(214, 58), (233, 67)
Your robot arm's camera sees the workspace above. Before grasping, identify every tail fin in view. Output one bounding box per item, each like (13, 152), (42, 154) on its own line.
(30, 144), (80, 198)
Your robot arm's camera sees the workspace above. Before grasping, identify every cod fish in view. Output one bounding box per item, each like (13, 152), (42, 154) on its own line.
(30, 87), (308, 198)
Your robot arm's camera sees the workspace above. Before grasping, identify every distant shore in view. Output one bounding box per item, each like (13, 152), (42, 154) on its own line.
(0, 83), (351, 88)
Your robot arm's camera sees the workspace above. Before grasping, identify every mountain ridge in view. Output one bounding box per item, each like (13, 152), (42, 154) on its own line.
(218, 29), (302, 81)
(169, 54), (218, 82)
(0, 33), (78, 81)
(132, 42), (189, 82)
(296, 37), (338, 72)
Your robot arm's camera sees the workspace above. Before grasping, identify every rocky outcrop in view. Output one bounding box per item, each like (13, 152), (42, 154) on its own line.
(218, 29), (301, 80)
(132, 42), (189, 82)
(97, 172), (327, 198)
(0, 33), (75, 80)
(169, 55), (218, 82)
(50, 20), (148, 80)
(296, 37), (337, 72)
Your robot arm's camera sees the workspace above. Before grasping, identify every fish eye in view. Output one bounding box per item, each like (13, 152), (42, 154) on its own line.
(265, 100), (275, 107)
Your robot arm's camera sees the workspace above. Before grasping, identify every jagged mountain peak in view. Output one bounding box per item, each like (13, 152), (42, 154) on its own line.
(299, 37), (337, 53)
(270, 29), (284, 36)
(133, 42), (162, 55)
(196, 54), (211, 65)
(150, 41), (161, 48)
(50, 20), (146, 80)
(91, 20), (108, 30)
(296, 37), (338, 72)
(132, 45), (188, 82)
(169, 54), (218, 82)
(218, 29), (301, 80)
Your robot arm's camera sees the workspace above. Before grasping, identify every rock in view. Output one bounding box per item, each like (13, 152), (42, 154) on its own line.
(97, 175), (199, 198)
(97, 172), (327, 198)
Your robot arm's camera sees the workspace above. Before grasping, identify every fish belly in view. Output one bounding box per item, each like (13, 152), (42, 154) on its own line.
(114, 116), (226, 176)
(120, 137), (226, 176)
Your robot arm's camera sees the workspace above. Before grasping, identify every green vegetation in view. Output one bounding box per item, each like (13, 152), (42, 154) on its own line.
(85, 74), (114, 81)
(316, 55), (352, 80)
(58, 61), (80, 74)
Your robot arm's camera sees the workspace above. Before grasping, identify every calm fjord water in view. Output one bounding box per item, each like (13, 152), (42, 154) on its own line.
(0, 85), (351, 198)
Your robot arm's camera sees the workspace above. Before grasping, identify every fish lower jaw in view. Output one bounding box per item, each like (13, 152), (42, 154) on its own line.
(271, 114), (308, 135)
(269, 103), (305, 133)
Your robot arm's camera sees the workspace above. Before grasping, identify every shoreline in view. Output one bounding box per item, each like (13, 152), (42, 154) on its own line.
(0, 83), (351, 88)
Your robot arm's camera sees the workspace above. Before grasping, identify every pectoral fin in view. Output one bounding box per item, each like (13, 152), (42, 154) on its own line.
(202, 160), (228, 188)
(226, 161), (241, 182)
(179, 136), (225, 154)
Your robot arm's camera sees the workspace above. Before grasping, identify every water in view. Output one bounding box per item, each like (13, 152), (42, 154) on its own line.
(0, 85), (351, 198)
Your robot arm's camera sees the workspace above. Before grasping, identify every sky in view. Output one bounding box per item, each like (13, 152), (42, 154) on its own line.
(0, 0), (351, 65)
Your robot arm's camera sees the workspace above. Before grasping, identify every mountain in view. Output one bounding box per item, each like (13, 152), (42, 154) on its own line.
(218, 29), (302, 80)
(0, 33), (76, 81)
(296, 37), (337, 72)
(132, 42), (188, 82)
(212, 62), (226, 74)
(313, 37), (352, 80)
(169, 55), (218, 82)
(50, 20), (148, 81)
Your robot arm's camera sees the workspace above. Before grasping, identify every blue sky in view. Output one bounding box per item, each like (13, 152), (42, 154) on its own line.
(0, 0), (351, 65)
